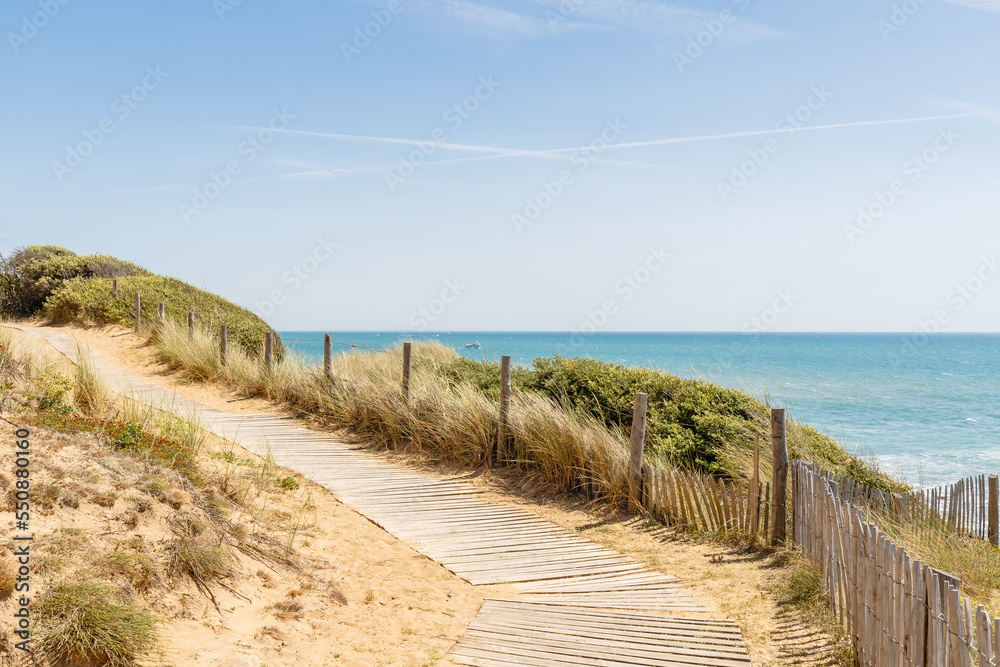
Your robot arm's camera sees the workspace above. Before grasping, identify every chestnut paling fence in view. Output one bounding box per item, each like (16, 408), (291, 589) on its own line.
(793, 461), (1000, 666)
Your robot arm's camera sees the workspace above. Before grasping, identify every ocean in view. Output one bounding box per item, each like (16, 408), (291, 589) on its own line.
(278, 331), (1000, 488)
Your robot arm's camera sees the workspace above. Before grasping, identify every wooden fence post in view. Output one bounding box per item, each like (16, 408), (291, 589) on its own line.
(771, 407), (788, 547)
(629, 393), (648, 512)
(762, 482), (771, 543)
(323, 334), (333, 380)
(157, 302), (164, 322)
(497, 355), (512, 464)
(113, 278), (118, 298)
(402, 342), (411, 401)
(134, 292), (140, 333)
(750, 432), (760, 539)
(990, 475), (999, 547)
(187, 311), (194, 337)
(220, 325), (227, 365)
(264, 332), (273, 367)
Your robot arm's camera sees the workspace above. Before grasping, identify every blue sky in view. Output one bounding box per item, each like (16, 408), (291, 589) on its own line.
(1, 0), (998, 332)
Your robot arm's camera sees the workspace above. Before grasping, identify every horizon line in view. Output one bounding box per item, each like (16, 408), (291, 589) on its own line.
(272, 330), (1000, 335)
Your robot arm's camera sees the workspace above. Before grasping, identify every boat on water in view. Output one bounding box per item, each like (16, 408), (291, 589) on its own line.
(462, 342), (481, 350)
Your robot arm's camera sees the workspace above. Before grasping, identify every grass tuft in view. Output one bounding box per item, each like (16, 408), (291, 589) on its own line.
(267, 598), (304, 620)
(100, 550), (161, 593)
(167, 537), (233, 583)
(36, 578), (158, 667)
(0, 558), (15, 598)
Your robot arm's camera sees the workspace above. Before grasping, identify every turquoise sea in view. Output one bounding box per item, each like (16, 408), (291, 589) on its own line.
(278, 332), (1000, 488)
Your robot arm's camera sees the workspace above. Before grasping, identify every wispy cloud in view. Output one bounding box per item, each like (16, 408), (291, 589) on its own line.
(935, 99), (1000, 122)
(217, 111), (983, 186)
(571, 112), (983, 152)
(528, 0), (785, 44)
(939, 0), (1000, 12)
(255, 153), (673, 183)
(228, 112), (982, 166)
(407, 0), (783, 43)
(219, 124), (566, 158)
(425, 0), (593, 33)
(110, 184), (186, 195)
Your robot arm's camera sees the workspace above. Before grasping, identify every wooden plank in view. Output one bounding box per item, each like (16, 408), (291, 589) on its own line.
(450, 601), (752, 667)
(476, 609), (739, 644)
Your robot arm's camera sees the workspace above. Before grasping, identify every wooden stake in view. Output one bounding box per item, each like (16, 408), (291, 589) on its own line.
(323, 333), (333, 380)
(628, 392), (648, 512)
(157, 302), (164, 322)
(771, 407), (788, 547)
(497, 355), (511, 464)
(990, 474), (998, 547)
(134, 292), (140, 333)
(750, 432), (760, 539)
(220, 325), (227, 365)
(265, 332), (273, 367)
(402, 342), (411, 401)
(187, 310), (194, 337)
(113, 277), (118, 298)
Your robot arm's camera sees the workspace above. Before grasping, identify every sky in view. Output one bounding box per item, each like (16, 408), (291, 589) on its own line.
(1, 0), (998, 332)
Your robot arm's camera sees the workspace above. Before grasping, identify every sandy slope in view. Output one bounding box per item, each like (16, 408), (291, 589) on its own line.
(0, 326), (496, 667)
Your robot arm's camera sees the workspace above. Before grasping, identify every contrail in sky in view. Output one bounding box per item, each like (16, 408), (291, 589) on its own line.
(222, 112), (980, 161)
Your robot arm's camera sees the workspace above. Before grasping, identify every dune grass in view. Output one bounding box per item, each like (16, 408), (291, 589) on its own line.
(149, 320), (894, 506)
(153, 320), (634, 498)
(35, 579), (159, 667)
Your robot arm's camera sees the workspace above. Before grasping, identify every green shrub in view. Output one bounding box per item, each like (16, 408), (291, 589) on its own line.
(530, 356), (759, 470)
(440, 357), (535, 399)
(34, 371), (72, 409)
(277, 475), (299, 490)
(44, 274), (280, 357)
(0, 246), (147, 316)
(36, 579), (158, 667)
(439, 355), (897, 489)
(0, 244), (280, 357)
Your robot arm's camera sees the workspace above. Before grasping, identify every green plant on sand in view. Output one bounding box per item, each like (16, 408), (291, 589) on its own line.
(35, 579), (158, 667)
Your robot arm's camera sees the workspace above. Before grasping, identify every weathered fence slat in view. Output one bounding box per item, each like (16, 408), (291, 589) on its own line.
(789, 460), (1000, 667)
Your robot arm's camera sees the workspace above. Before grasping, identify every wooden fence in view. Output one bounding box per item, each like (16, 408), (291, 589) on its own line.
(640, 462), (771, 538)
(905, 474), (997, 544)
(809, 465), (1000, 547)
(793, 460), (1000, 666)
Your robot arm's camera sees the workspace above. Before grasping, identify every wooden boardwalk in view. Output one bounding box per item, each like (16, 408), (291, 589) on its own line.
(16, 326), (752, 666)
(453, 600), (751, 667)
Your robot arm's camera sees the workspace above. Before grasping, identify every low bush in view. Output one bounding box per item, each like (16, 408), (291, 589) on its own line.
(0, 245), (147, 317)
(0, 245), (280, 357)
(444, 354), (897, 489)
